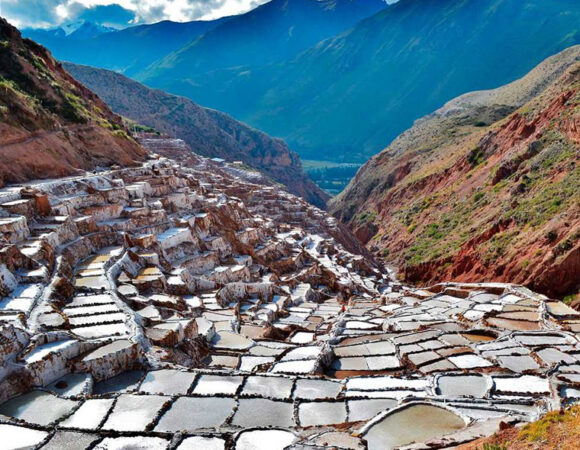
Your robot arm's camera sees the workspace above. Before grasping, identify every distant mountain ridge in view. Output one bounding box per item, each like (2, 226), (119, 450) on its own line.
(23, 18), (229, 76)
(137, 0), (387, 81)
(65, 63), (329, 208)
(23, 21), (116, 41)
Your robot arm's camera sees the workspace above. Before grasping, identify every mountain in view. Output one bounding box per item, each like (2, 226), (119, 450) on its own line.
(138, 0), (387, 91)
(65, 63), (329, 208)
(64, 21), (116, 40)
(22, 18), (228, 76)
(140, 0), (580, 163)
(0, 18), (147, 187)
(24, 21), (116, 41)
(329, 45), (580, 298)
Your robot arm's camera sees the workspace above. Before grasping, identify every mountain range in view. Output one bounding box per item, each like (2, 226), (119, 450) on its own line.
(26, 0), (580, 167)
(137, 0), (387, 85)
(24, 21), (116, 41)
(23, 18), (229, 76)
(23, 0), (388, 161)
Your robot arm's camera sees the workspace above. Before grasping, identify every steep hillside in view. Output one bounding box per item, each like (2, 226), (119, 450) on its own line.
(458, 405), (580, 449)
(65, 63), (329, 208)
(23, 18), (227, 76)
(137, 0), (386, 117)
(329, 46), (580, 298)
(141, 0), (580, 163)
(140, 0), (385, 74)
(0, 18), (147, 187)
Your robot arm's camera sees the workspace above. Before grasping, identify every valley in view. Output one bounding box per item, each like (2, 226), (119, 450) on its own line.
(132, 0), (580, 164)
(302, 161), (362, 197)
(1, 0), (580, 448)
(25, 0), (580, 193)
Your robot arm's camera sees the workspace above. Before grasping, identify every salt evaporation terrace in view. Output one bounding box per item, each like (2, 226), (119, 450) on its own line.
(1, 146), (580, 449)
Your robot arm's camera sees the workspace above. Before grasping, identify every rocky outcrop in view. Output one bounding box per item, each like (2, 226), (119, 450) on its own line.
(330, 46), (580, 298)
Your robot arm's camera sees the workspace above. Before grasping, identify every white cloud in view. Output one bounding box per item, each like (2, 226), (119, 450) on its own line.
(1, 0), (270, 29)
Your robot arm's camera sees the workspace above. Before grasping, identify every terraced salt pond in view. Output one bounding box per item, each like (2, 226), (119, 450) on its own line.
(437, 374), (490, 398)
(93, 370), (144, 394)
(362, 404), (467, 450)
(1, 156), (580, 448)
(60, 398), (114, 429)
(0, 391), (77, 426)
(155, 397), (236, 431)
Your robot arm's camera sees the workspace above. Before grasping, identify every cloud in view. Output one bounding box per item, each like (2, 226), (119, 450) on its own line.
(67, 3), (135, 28)
(1, 0), (271, 29)
(3, 0), (64, 28)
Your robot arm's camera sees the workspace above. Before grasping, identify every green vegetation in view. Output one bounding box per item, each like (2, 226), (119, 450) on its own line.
(358, 211), (377, 223)
(492, 179), (507, 193)
(545, 230), (558, 242)
(481, 230), (519, 264)
(127, 121), (160, 134)
(473, 191), (485, 203)
(480, 443), (507, 450)
(0, 76), (17, 93)
(305, 160), (362, 196)
(303, 160), (360, 170)
(404, 213), (466, 265)
(402, 194), (439, 226)
(554, 230), (580, 256)
(519, 407), (577, 442)
(426, 223), (443, 239)
(112, 129), (132, 141)
(531, 134), (576, 171)
(519, 105), (532, 117)
(505, 167), (579, 227)
(60, 93), (88, 124)
(468, 146), (485, 166)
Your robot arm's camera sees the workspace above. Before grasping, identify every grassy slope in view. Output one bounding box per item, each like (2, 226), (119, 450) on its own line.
(330, 46), (580, 297)
(458, 405), (580, 449)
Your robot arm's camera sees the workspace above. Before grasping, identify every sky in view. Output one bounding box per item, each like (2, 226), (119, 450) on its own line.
(1, 0), (271, 29)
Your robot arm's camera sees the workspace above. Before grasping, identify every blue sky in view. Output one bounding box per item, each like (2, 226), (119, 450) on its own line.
(1, 0), (270, 29)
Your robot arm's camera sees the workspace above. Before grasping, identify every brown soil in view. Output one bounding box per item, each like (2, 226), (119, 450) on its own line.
(0, 18), (147, 187)
(330, 47), (580, 299)
(458, 406), (580, 450)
